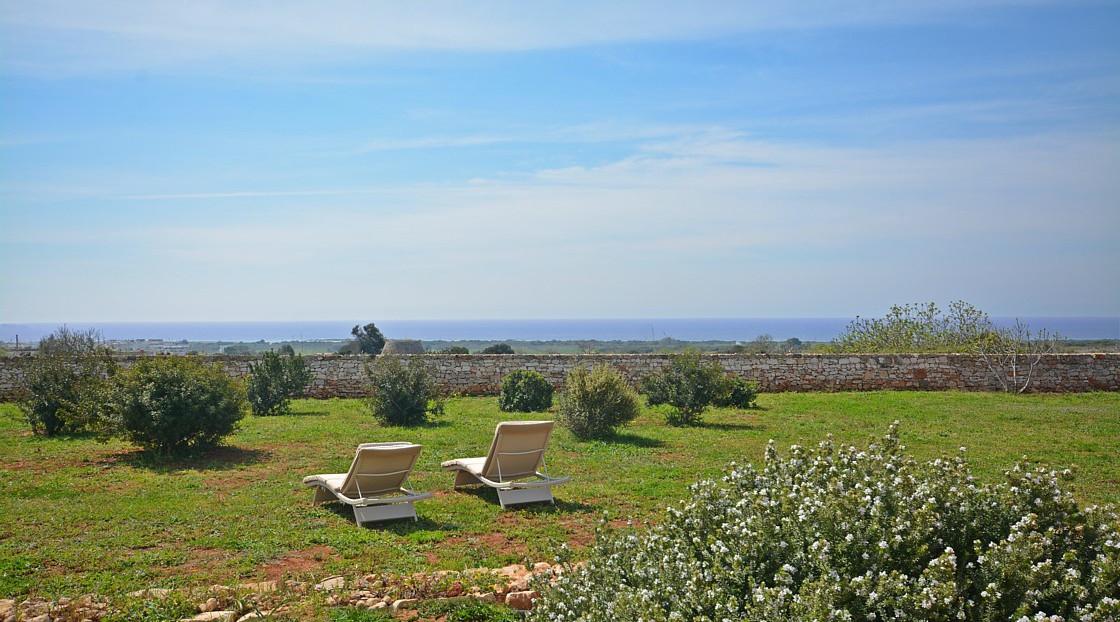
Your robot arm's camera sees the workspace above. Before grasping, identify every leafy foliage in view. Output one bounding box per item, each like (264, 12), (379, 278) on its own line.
(105, 356), (246, 455)
(439, 346), (471, 354)
(365, 355), (443, 426)
(340, 323), (387, 355)
(499, 370), (554, 412)
(246, 350), (312, 416)
(557, 365), (640, 440)
(329, 607), (393, 622)
(712, 375), (758, 409)
(832, 301), (995, 353)
(19, 327), (117, 436)
(481, 343), (515, 354)
(532, 424), (1120, 622)
(640, 351), (726, 426)
(419, 599), (520, 622)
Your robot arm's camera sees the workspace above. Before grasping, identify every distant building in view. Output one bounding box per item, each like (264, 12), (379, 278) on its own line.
(382, 339), (425, 354)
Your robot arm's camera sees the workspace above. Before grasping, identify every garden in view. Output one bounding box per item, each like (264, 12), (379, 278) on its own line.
(0, 325), (1118, 621)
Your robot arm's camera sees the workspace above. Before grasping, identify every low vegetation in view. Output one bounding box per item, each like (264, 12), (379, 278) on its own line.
(534, 424), (1120, 621)
(364, 354), (443, 426)
(556, 365), (641, 439)
(641, 351), (758, 426)
(481, 343), (515, 354)
(247, 350), (312, 416)
(18, 327), (117, 436)
(0, 392), (1117, 612)
(104, 356), (246, 455)
(498, 370), (553, 412)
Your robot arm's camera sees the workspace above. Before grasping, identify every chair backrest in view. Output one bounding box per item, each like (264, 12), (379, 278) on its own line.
(480, 421), (554, 481)
(339, 442), (422, 497)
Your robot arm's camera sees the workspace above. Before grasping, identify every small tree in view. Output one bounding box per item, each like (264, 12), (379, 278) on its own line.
(976, 319), (1060, 393)
(832, 301), (992, 353)
(438, 346), (470, 354)
(499, 370), (554, 412)
(713, 375), (759, 409)
(365, 355), (442, 426)
(246, 351), (312, 416)
(341, 323), (386, 355)
(105, 357), (246, 455)
(640, 351), (725, 426)
(557, 365), (640, 440)
(481, 343), (515, 354)
(19, 327), (117, 436)
(277, 344), (296, 356)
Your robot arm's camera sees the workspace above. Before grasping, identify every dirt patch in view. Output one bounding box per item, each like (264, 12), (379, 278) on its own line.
(260, 545), (335, 580)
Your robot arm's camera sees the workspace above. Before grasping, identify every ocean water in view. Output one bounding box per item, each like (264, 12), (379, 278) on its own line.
(1, 317), (1117, 343)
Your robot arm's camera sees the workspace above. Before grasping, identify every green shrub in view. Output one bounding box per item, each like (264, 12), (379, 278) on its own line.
(105, 357), (246, 455)
(639, 351), (725, 426)
(532, 424), (1120, 621)
(340, 322), (387, 355)
(557, 365), (640, 440)
(481, 343), (515, 354)
(365, 355), (443, 426)
(19, 327), (117, 436)
(499, 370), (554, 412)
(246, 350), (312, 416)
(712, 375), (758, 409)
(832, 300), (995, 353)
(439, 346), (470, 354)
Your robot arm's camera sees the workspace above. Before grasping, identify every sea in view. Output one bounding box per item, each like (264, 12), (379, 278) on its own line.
(1, 317), (1117, 343)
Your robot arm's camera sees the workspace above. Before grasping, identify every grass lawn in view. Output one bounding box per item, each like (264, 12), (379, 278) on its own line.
(0, 391), (1118, 603)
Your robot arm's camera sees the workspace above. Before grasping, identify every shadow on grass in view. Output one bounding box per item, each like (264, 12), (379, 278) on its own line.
(699, 420), (764, 432)
(320, 504), (460, 532)
(454, 486), (595, 513)
(121, 445), (272, 472)
(602, 432), (664, 448)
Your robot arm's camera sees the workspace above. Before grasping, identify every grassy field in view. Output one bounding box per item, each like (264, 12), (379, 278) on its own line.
(1, 391), (1118, 603)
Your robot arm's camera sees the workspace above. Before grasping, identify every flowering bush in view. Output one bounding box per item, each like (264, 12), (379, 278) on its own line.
(532, 424), (1120, 621)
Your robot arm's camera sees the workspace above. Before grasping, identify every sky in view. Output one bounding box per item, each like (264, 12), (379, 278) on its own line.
(1, 1), (1118, 322)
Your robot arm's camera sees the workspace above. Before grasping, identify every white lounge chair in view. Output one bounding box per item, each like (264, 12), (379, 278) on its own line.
(303, 442), (431, 524)
(441, 421), (570, 508)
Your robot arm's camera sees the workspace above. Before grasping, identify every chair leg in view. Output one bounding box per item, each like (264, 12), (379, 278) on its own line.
(454, 470), (482, 489)
(313, 486), (335, 505)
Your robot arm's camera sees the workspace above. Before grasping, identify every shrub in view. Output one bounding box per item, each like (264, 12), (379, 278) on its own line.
(419, 599), (519, 622)
(557, 365), (640, 440)
(481, 343), (515, 354)
(712, 375), (758, 409)
(832, 300), (995, 353)
(19, 327), (117, 436)
(639, 351), (725, 426)
(439, 346), (470, 354)
(246, 351), (312, 416)
(105, 357), (246, 455)
(499, 370), (554, 412)
(532, 424), (1120, 622)
(365, 355), (443, 426)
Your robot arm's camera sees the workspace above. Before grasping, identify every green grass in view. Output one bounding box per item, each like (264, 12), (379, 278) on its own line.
(1, 392), (1117, 602)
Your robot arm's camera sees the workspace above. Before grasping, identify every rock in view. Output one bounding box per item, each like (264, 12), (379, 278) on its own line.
(237, 581), (278, 594)
(182, 612), (237, 622)
(391, 598), (418, 612)
(473, 592), (498, 603)
(236, 612), (271, 622)
(0, 601), (12, 617)
(128, 588), (172, 599)
(532, 562), (552, 574)
(370, 601), (388, 609)
(26, 615), (51, 622)
(508, 576), (531, 592)
(314, 576), (345, 591)
(505, 590), (539, 610)
(495, 564), (529, 580)
(199, 597), (220, 612)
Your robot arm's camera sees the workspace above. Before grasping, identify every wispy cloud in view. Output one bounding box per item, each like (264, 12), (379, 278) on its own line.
(0, 1), (1069, 75)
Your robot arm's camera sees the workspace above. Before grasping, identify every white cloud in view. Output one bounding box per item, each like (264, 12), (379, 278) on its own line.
(0, 0), (1067, 75)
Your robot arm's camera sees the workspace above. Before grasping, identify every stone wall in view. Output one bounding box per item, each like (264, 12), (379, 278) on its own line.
(0, 353), (1117, 401)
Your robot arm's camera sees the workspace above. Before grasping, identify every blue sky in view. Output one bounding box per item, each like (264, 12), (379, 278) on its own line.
(1, 1), (1118, 322)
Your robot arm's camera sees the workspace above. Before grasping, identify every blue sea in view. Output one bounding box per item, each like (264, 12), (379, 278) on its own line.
(1, 317), (1117, 343)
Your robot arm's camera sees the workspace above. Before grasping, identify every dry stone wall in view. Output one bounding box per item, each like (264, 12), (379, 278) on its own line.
(0, 353), (1116, 401)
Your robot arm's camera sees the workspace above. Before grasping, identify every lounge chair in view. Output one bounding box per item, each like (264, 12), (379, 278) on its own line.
(441, 421), (570, 508)
(303, 442), (431, 524)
